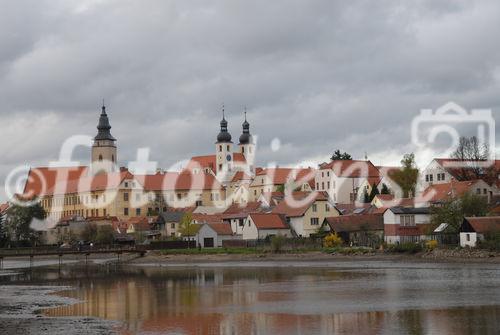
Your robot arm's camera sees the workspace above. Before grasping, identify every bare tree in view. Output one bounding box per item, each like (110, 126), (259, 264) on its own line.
(451, 136), (489, 180)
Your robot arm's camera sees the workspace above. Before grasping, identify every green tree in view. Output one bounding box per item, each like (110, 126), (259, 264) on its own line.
(82, 223), (98, 242)
(330, 150), (352, 161)
(430, 193), (488, 233)
(95, 225), (115, 245)
(451, 136), (489, 180)
(391, 153), (419, 198)
(179, 213), (197, 247)
(4, 201), (46, 246)
(368, 183), (380, 201)
(380, 183), (391, 194)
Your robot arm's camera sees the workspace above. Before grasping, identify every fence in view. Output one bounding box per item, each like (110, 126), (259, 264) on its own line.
(222, 237), (323, 251)
(141, 240), (196, 250)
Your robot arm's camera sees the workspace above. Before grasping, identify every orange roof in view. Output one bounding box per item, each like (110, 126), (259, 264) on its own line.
(0, 203), (9, 214)
(47, 170), (134, 195)
(255, 168), (316, 186)
(422, 180), (485, 202)
(23, 166), (88, 198)
(223, 201), (264, 219)
(249, 213), (289, 229)
(325, 214), (384, 232)
(126, 216), (150, 231)
(463, 216), (500, 234)
(136, 171), (223, 191)
(272, 192), (329, 217)
(186, 154), (246, 171)
(207, 223), (233, 235)
(192, 213), (224, 224)
(319, 160), (379, 178)
(231, 171), (253, 182)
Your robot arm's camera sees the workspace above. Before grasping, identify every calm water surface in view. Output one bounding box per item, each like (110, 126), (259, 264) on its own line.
(2, 261), (500, 335)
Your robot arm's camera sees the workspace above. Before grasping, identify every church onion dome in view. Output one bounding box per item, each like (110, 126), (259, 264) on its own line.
(95, 104), (116, 141)
(216, 107), (232, 143)
(239, 111), (251, 144)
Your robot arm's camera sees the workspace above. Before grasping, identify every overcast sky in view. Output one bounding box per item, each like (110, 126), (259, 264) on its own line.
(1, 0), (500, 199)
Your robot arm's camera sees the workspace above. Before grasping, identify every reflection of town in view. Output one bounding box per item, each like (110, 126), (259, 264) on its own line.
(41, 266), (499, 335)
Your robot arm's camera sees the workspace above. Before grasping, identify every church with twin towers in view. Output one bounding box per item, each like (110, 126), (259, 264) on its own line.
(90, 103), (256, 184)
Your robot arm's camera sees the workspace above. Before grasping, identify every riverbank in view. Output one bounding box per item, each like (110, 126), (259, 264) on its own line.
(129, 248), (500, 265)
(0, 285), (117, 335)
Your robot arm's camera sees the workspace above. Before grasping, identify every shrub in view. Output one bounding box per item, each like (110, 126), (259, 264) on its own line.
(387, 242), (422, 254)
(270, 235), (286, 253)
(479, 232), (500, 251)
(425, 240), (438, 251)
(323, 233), (343, 248)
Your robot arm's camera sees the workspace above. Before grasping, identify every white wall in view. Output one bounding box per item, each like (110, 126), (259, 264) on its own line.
(460, 232), (480, 248)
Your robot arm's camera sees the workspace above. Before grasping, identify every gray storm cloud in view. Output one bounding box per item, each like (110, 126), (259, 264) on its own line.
(1, 0), (499, 199)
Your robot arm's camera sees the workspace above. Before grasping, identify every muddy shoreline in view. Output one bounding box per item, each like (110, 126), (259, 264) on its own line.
(129, 249), (500, 265)
(0, 279), (117, 334)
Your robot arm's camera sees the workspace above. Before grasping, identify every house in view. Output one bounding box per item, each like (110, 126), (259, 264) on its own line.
(257, 192), (285, 208)
(323, 214), (384, 247)
(371, 194), (421, 209)
(419, 158), (500, 191)
(195, 223), (239, 248)
(315, 160), (381, 204)
(459, 216), (500, 248)
(157, 211), (187, 237)
(249, 168), (316, 201)
(242, 213), (292, 240)
(383, 206), (431, 244)
(222, 201), (266, 236)
(421, 179), (494, 204)
(43, 215), (88, 245)
(272, 192), (339, 237)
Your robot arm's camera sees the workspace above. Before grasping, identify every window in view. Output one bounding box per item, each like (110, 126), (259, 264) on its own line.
(483, 188), (487, 194)
(98, 154), (103, 161)
(310, 218), (319, 225)
(136, 208), (141, 216)
(466, 233), (470, 241)
(321, 172), (324, 178)
(103, 209), (107, 216)
(325, 204), (330, 212)
(327, 172), (330, 177)
(425, 175), (429, 182)
(316, 183), (319, 189)
(400, 215), (415, 227)
(219, 145), (222, 152)
(196, 200), (202, 206)
(437, 174), (441, 181)
(429, 174), (433, 182)
(321, 182), (325, 190)
(124, 208), (129, 216)
(112, 155), (115, 162)
(327, 182), (330, 190)
(242, 147), (245, 153)
(124, 192), (129, 201)
(125, 182), (129, 188)
(239, 219), (244, 227)
(312, 204), (317, 212)
(227, 145), (230, 151)
(171, 223), (176, 229)
(476, 188), (481, 194)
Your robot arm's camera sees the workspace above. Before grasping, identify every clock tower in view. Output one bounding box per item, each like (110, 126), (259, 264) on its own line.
(215, 106), (233, 179)
(91, 103), (117, 175)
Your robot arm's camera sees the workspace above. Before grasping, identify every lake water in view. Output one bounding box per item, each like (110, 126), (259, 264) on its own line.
(2, 260), (500, 334)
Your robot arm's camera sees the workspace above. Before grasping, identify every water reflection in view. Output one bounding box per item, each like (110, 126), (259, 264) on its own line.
(7, 263), (500, 334)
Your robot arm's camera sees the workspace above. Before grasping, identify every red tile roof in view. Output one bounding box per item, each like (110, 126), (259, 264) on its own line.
(249, 213), (289, 229)
(191, 213), (224, 224)
(422, 179), (486, 202)
(463, 216), (500, 234)
(126, 216), (150, 231)
(207, 223), (233, 235)
(22, 166), (88, 198)
(255, 168), (316, 187)
(136, 171), (223, 191)
(272, 191), (329, 217)
(47, 170), (134, 195)
(223, 201), (263, 219)
(186, 154), (246, 171)
(319, 160), (379, 178)
(325, 214), (384, 232)
(231, 171), (253, 182)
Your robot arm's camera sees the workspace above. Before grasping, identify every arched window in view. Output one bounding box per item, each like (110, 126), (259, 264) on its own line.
(98, 154), (103, 161)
